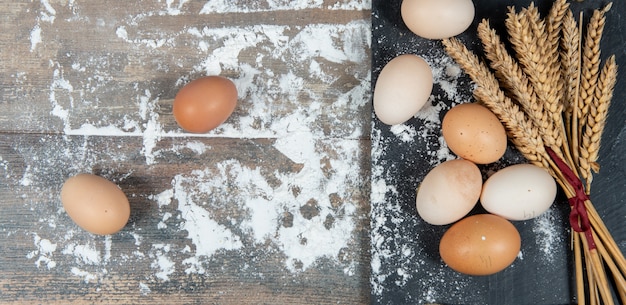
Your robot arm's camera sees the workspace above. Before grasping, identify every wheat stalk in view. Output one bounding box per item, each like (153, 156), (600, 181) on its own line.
(506, 6), (563, 152)
(578, 4), (611, 130)
(560, 9), (581, 131)
(526, 3), (562, 107)
(547, 0), (569, 103)
(580, 55), (617, 192)
(543, 0), (571, 161)
(527, 3), (568, 155)
(476, 20), (544, 130)
(575, 3), (612, 195)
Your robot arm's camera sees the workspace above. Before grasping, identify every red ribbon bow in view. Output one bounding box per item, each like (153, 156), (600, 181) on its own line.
(546, 147), (596, 250)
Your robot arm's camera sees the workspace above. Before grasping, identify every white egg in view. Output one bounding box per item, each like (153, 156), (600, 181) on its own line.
(373, 54), (433, 125)
(401, 0), (475, 40)
(416, 159), (482, 225)
(480, 164), (557, 221)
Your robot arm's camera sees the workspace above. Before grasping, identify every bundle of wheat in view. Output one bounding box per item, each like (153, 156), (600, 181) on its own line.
(442, 0), (624, 304)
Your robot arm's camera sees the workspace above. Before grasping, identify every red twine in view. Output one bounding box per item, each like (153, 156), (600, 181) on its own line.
(546, 147), (596, 250)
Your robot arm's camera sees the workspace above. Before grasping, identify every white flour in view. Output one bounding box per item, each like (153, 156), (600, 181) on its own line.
(531, 208), (563, 262)
(10, 0), (371, 290)
(370, 52), (464, 297)
(200, 0), (370, 13)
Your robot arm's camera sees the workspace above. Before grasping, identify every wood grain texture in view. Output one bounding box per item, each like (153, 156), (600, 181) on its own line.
(0, 1), (371, 304)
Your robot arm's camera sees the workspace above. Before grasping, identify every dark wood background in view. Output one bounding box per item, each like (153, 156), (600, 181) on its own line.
(1, 1), (371, 304)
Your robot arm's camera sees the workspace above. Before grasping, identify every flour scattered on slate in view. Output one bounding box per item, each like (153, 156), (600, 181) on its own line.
(370, 51), (468, 298)
(370, 3), (572, 302)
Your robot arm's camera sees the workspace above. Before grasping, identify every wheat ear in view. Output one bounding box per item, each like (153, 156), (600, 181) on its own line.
(528, 4), (567, 151)
(560, 9), (580, 118)
(477, 20), (535, 105)
(578, 3), (612, 124)
(547, 0), (569, 52)
(477, 20), (545, 132)
(505, 7), (562, 154)
(579, 55), (617, 192)
(547, 0), (569, 104)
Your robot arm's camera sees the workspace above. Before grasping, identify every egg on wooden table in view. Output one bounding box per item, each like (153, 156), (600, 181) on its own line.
(442, 103), (507, 164)
(439, 214), (521, 276)
(415, 159), (482, 225)
(173, 75), (238, 133)
(373, 54), (433, 125)
(401, 0), (475, 40)
(61, 173), (130, 235)
(481, 163), (557, 220)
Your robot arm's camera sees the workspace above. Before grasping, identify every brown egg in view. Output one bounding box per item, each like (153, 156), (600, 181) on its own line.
(442, 103), (507, 164)
(61, 173), (130, 235)
(439, 214), (520, 276)
(173, 76), (238, 133)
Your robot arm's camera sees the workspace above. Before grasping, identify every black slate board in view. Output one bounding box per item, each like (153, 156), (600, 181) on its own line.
(370, 1), (626, 304)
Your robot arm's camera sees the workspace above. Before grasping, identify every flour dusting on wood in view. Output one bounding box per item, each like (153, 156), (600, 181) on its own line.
(2, 0), (371, 292)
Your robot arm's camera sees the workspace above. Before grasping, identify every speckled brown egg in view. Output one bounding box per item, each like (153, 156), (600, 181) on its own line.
(439, 214), (521, 276)
(61, 173), (130, 235)
(442, 103), (507, 164)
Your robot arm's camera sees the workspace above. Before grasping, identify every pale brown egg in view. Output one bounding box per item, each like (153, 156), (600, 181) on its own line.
(173, 76), (238, 133)
(442, 103), (507, 164)
(415, 159), (482, 225)
(439, 214), (521, 275)
(373, 54), (433, 125)
(61, 173), (130, 235)
(401, 0), (475, 40)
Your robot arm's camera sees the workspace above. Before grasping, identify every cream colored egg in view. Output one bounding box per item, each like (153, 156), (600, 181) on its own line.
(480, 164), (557, 221)
(373, 54), (433, 125)
(401, 0), (475, 40)
(416, 159), (482, 225)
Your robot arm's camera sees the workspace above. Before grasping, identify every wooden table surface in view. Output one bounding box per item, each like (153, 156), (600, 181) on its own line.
(0, 1), (372, 304)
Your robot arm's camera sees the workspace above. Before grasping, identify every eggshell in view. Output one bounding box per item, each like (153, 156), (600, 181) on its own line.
(415, 159), (482, 225)
(373, 54), (433, 125)
(173, 75), (238, 133)
(481, 163), (557, 220)
(401, 0), (475, 40)
(61, 173), (130, 235)
(442, 103), (507, 164)
(439, 214), (521, 275)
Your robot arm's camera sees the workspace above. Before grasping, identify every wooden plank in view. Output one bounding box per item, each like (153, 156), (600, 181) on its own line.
(0, 2), (371, 135)
(0, 1), (372, 303)
(0, 132), (371, 304)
